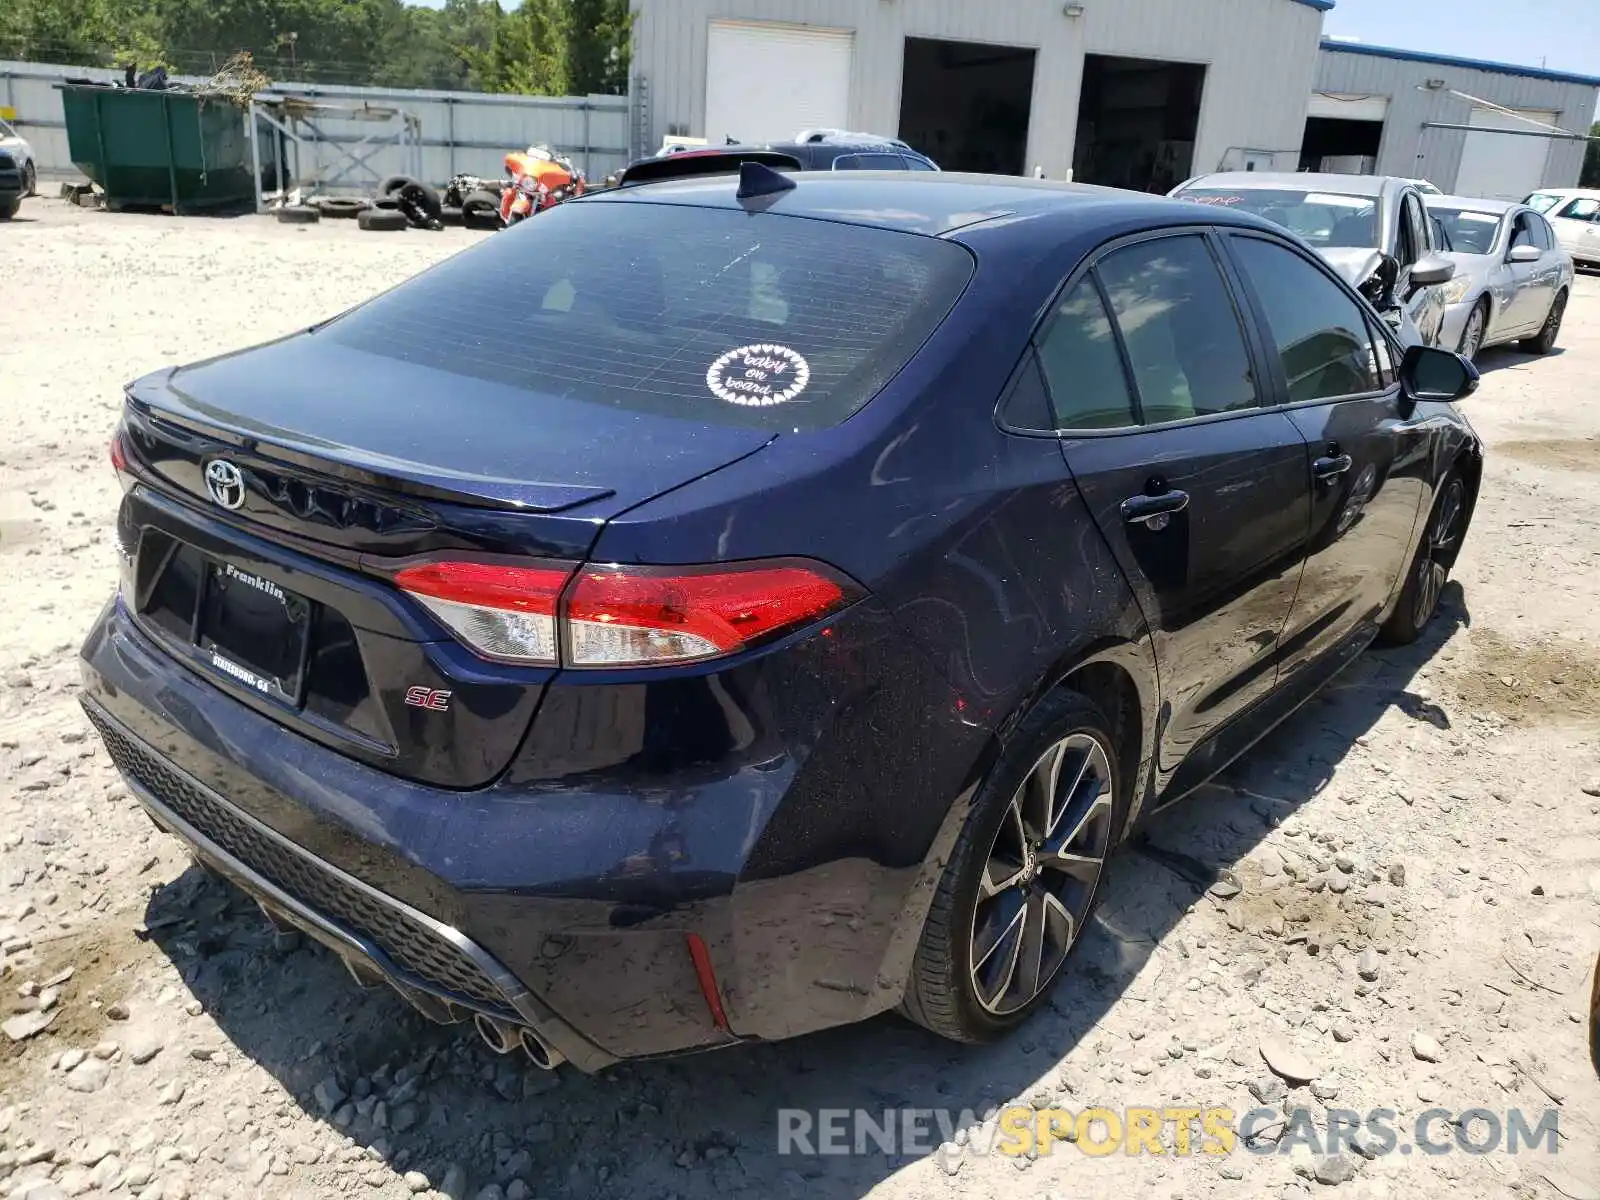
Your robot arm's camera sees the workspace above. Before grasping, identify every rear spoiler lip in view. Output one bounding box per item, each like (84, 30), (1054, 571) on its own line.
(126, 389), (615, 514)
(617, 150), (804, 188)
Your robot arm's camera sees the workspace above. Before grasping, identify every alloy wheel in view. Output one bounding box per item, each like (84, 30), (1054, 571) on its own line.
(1460, 306), (1485, 360)
(969, 733), (1113, 1016)
(1412, 477), (1465, 630)
(1542, 294), (1566, 344)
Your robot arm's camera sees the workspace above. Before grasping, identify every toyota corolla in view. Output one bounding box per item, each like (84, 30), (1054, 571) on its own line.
(81, 167), (1482, 1072)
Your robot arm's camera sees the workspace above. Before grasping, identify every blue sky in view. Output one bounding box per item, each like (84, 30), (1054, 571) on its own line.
(1323, 0), (1599, 84)
(406, 0), (1599, 92)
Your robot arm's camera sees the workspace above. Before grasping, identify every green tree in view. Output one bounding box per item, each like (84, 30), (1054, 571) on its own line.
(1582, 120), (1600, 189)
(565, 0), (632, 95)
(475, 0), (565, 95)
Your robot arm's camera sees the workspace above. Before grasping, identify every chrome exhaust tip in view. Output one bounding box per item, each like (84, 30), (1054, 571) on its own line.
(519, 1026), (565, 1071)
(473, 1012), (517, 1055)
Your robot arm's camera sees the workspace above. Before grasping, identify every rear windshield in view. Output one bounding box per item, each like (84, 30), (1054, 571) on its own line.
(1178, 187), (1379, 249)
(324, 199), (973, 431)
(1429, 207), (1503, 254)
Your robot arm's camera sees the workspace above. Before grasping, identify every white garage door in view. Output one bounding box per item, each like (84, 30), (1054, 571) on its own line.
(704, 21), (853, 146)
(1307, 92), (1390, 123)
(1453, 107), (1558, 201)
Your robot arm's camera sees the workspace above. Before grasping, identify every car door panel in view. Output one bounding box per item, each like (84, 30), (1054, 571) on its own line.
(1222, 233), (1427, 678)
(1062, 419), (1310, 773)
(1035, 231), (1312, 786)
(1503, 213), (1550, 331)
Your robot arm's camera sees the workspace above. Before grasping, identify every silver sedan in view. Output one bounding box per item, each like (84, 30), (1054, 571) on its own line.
(1427, 196), (1574, 360)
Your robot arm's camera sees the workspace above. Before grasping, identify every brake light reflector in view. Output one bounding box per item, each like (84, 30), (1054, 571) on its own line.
(563, 561), (851, 667)
(109, 428), (128, 473)
(394, 560), (575, 665)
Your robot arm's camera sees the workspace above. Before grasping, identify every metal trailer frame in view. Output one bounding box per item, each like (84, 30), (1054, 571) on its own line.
(247, 94), (423, 211)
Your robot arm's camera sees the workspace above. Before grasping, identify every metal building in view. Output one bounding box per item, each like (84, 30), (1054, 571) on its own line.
(1311, 41), (1600, 200)
(630, 0), (1332, 191)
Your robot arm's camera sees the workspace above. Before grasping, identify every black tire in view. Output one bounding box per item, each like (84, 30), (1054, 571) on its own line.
(373, 197), (401, 211)
(23, 161), (36, 197)
(1457, 298), (1489, 362)
(1523, 289), (1567, 356)
(461, 189), (502, 230)
(0, 196), (17, 220)
(440, 204), (464, 225)
(1379, 468), (1467, 646)
(395, 181), (443, 228)
(357, 207), (408, 232)
(315, 196), (368, 219)
(275, 204), (321, 225)
(376, 174), (416, 198)
(901, 689), (1120, 1043)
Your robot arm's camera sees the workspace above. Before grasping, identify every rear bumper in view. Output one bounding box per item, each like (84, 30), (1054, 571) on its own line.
(82, 591), (991, 1064)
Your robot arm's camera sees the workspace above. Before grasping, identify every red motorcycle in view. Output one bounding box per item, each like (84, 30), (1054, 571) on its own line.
(499, 146), (585, 226)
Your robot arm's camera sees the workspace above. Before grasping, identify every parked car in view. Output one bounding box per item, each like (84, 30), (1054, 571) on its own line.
(0, 116), (36, 201)
(82, 171), (1482, 1071)
(1523, 188), (1600, 270)
(1425, 196), (1572, 359)
(1170, 172), (1457, 347)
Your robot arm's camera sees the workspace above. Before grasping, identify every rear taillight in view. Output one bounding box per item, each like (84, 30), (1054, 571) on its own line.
(109, 428), (128, 473)
(394, 558), (855, 669)
(564, 563), (849, 667)
(395, 560), (575, 666)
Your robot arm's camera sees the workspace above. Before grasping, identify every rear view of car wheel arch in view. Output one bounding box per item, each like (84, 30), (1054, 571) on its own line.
(901, 687), (1126, 1043)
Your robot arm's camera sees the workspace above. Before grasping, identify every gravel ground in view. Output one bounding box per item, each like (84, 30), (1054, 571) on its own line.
(2, 196), (1598, 1200)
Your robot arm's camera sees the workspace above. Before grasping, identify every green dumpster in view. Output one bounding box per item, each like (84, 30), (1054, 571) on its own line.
(57, 83), (259, 213)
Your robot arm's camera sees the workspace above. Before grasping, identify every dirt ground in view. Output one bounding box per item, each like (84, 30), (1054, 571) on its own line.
(1, 196), (1598, 1200)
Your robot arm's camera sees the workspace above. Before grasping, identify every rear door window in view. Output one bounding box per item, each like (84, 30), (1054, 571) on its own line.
(324, 200), (973, 431)
(1034, 280), (1138, 428)
(1095, 236), (1259, 424)
(1558, 197), (1600, 221)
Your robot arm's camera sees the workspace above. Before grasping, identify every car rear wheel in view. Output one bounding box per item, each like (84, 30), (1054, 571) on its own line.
(902, 689), (1118, 1042)
(1523, 290), (1566, 356)
(1379, 469), (1466, 646)
(1458, 299), (1488, 361)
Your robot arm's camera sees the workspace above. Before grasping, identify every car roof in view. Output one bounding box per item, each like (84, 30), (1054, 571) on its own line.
(1429, 195), (1516, 215)
(583, 170), (1287, 238)
(1180, 172), (1397, 198)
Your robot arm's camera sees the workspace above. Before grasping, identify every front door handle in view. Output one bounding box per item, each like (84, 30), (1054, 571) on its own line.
(1313, 453), (1354, 482)
(1121, 490), (1190, 529)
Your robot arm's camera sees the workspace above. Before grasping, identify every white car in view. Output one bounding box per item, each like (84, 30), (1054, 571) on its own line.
(1524, 188), (1600, 269)
(1427, 196), (1573, 359)
(0, 117), (37, 198)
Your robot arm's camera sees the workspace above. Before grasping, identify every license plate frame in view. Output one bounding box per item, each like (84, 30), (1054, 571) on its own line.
(194, 558), (312, 706)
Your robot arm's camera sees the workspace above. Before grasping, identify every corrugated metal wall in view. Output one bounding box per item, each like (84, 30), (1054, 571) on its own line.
(0, 59), (632, 188)
(1315, 48), (1597, 192)
(631, 0), (1325, 179)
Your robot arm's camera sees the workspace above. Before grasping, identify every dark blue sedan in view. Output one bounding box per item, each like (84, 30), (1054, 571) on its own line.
(81, 167), (1482, 1071)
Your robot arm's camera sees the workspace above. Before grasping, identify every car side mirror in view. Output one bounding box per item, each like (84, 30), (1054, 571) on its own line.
(1400, 344), (1479, 402)
(1506, 244), (1541, 264)
(1409, 253), (1457, 287)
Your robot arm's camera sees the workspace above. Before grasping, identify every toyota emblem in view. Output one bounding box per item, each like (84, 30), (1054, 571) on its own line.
(204, 460), (246, 511)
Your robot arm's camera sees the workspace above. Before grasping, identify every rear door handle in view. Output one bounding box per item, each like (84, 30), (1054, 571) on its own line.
(1120, 490), (1189, 528)
(1313, 453), (1354, 481)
